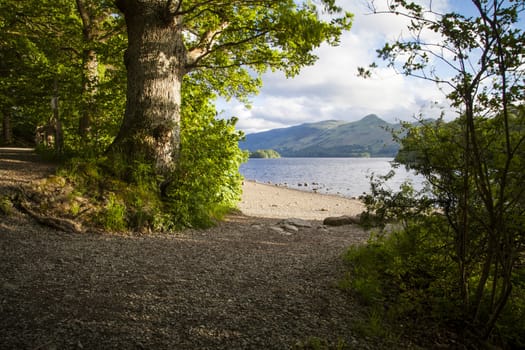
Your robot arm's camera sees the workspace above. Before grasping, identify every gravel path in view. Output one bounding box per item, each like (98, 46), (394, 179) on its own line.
(0, 148), (377, 349)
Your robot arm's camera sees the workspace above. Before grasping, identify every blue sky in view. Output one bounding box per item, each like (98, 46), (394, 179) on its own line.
(217, 0), (522, 134)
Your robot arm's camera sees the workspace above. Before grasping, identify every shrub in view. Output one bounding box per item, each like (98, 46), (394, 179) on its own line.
(164, 81), (246, 228)
(96, 192), (127, 231)
(343, 171), (525, 347)
(49, 79), (246, 231)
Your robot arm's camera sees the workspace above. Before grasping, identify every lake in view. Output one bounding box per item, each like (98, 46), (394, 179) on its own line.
(239, 157), (424, 198)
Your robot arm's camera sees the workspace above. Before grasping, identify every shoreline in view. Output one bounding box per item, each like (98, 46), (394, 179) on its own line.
(243, 179), (363, 200)
(239, 180), (365, 220)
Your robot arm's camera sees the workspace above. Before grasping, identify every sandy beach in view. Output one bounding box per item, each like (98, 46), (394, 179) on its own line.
(239, 180), (365, 220)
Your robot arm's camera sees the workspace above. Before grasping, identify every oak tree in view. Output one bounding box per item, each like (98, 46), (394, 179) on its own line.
(110, 0), (352, 177)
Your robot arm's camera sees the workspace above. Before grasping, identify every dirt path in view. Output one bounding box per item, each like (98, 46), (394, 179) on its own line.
(0, 148), (377, 349)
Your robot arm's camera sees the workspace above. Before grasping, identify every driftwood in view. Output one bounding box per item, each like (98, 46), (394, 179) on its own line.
(323, 215), (361, 227)
(18, 201), (83, 234)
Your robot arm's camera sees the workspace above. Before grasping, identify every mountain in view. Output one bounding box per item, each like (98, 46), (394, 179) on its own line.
(241, 114), (401, 157)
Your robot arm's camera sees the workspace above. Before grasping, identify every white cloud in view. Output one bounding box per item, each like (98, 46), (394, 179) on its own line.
(219, 0), (455, 134)
(235, 116), (286, 134)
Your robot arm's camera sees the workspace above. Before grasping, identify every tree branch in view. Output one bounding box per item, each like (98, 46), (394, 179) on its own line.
(186, 21), (230, 68)
(76, 0), (93, 38)
(186, 29), (270, 71)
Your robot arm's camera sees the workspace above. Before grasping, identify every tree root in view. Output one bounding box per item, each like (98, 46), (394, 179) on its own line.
(18, 201), (83, 234)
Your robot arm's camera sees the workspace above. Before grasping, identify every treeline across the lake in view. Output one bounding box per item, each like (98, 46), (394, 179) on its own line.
(248, 149), (281, 158)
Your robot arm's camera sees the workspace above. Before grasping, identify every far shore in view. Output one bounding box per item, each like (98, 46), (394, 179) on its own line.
(239, 180), (365, 220)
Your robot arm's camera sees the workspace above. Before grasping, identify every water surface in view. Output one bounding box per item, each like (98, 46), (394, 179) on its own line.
(239, 157), (423, 198)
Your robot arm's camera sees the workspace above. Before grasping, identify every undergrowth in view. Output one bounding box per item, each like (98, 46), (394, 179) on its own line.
(51, 151), (244, 232)
(340, 176), (525, 348)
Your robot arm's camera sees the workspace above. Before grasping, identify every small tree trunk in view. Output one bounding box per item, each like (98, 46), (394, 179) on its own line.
(2, 108), (13, 145)
(75, 0), (102, 140)
(79, 48), (99, 138)
(52, 79), (63, 154)
(111, 1), (185, 176)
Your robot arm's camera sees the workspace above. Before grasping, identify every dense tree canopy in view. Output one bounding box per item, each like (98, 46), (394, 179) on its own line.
(0, 0), (352, 228)
(0, 0), (127, 153)
(0, 0), (78, 147)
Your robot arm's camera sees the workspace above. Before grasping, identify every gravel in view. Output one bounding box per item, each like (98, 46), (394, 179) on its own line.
(0, 148), (380, 350)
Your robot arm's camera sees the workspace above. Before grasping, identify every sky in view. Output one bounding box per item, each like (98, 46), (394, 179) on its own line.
(216, 0), (471, 134)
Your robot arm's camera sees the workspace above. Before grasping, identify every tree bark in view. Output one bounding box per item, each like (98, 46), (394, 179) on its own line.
(79, 48), (99, 138)
(111, 0), (185, 176)
(52, 79), (63, 154)
(75, 0), (101, 139)
(2, 108), (13, 145)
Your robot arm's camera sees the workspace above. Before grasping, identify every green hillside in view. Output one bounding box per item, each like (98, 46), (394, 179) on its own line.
(241, 114), (401, 157)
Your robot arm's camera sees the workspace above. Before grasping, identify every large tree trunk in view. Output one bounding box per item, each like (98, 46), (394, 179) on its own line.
(111, 0), (185, 176)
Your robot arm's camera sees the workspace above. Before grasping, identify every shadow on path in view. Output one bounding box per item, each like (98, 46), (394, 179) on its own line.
(0, 147), (56, 185)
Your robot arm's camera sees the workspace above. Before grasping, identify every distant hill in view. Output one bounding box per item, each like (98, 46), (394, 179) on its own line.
(240, 114), (402, 157)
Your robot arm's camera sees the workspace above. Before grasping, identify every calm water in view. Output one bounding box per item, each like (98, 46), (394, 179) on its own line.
(239, 157), (424, 198)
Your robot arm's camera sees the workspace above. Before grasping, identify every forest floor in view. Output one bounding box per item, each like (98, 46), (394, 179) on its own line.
(0, 148), (402, 349)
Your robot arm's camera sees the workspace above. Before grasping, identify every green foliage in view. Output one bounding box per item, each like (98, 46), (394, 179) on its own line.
(344, 202), (525, 346)
(360, 169), (433, 229)
(347, 110), (525, 347)
(249, 149), (281, 158)
(164, 78), (247, 228)
(356, 0), (525, 346)
(96, 192), (127, 232)
(343, 212), (457, 342)
(495, 269), (525, 348)
(54, 76), (247, 231)
(43, 71), (246, 232)
(176, 0), (352, 77)
(56, 156), (167, 232)
(0, 0), (125, 154)
(0, 0), (77, 145)
(1, 0), (352, 230)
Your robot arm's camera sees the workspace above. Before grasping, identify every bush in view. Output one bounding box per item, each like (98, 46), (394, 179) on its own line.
(343, 173), (525, 347)
(163, 82), (246, 228)
(96, 192), (127, 231)
(49, 78), (246, 231)
(55, 157), (168, 232)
